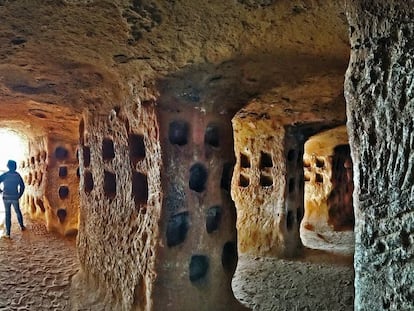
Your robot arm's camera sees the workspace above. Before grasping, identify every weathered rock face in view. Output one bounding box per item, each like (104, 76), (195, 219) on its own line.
(344, 1), (414, 310)
(303, 125), (353, 232)
(0, 0), (361, 310)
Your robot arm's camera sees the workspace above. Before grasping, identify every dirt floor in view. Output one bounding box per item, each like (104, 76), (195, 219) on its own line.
(0, 216), (354, 311)
(233, 224), (355, 311)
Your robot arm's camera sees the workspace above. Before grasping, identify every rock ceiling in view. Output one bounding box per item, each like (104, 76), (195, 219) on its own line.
(0, 0), (350, 138)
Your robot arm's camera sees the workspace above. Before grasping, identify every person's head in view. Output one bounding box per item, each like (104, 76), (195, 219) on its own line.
(7, 160), (17, 172)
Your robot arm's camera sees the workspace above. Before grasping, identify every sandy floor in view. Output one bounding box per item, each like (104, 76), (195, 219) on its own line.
(0, 216), (354, 311)
(0, 218), (78, 311)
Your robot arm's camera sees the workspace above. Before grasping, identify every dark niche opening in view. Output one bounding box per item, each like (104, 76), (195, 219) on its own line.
(240, 153), (251, 168)
(129, 134), (146, 162)
(315, 157), (325, 168)
(260, 151), (273, 169)
(169, 120), (189, 146)
(83, 147), (91, 167)
(41, 151), (47, 161)
(76, 167), (80, 178)
(206, 206), (221, 233)
(220, 162), (234, 191)
(286, 210), (295, 230)
(189, 255), (209, 283)
(239, 174), (249, 187)
(204, 123), (220, 147)
(132, 172), (148, 206)
(222, 241), (238, 272)
(84, 170), (94, 193)
(57, 209), (67, 223)
(104, 171), (116, 198)
(260, 174), (273, 187)
(55, 147), (69, 160)
(166, 211), (189, 247)
(59, 166), (68, 178)
(36, 198), (45, 213)
(58, 186), (69, 199)
(102, 138), (115, 161)
(289, 178), (295, 193)
(287, 149), (297, 162)
(30, 156), (35, 165)
(189, 163), (208, 192)
(315, 173), (323, 183)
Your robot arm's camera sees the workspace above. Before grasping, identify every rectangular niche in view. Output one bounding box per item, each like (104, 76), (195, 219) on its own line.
(260, 174), (273, 187)
(259, 151), (273, 169)
(129, 134), (146, 164)
(132, 172), (148, 206)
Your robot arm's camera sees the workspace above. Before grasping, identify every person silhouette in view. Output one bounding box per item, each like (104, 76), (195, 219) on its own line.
(0, 160), (25, 238)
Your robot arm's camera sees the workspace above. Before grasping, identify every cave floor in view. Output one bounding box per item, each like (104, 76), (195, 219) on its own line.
(0, 217), (354, 311)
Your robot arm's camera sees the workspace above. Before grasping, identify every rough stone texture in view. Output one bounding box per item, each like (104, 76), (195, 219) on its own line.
(231, 75), (346, 257)
(303, 125), (353, 232)
(4, 101), (82, 236)
(73, 100), (162, 310)
(153, 106), (243, 311)
(344, 1), (414, 310)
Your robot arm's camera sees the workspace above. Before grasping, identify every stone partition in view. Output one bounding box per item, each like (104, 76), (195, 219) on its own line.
(21, 135), (80, 236)
(73, 100), (243, 310)
(153, 107), (242, 311)
(231, 114), (303, 257)
(303, 125), (353, 231)
(345, 1), (414, 310)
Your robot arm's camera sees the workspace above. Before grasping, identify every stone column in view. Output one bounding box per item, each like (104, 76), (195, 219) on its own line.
(345, 1), (414, 310)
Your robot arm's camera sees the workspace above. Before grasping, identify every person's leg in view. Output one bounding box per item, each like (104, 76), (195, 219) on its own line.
(3, 200), (12, 236)
(12, 200), (25, 229)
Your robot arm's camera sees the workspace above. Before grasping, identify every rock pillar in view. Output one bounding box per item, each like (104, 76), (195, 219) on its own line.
(345, 1), (414, 309)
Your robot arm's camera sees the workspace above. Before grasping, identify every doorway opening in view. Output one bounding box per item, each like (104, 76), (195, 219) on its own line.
(0, 128), (28, 233)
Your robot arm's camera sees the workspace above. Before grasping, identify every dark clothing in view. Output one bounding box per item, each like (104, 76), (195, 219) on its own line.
(4, 199), (24, 236)
(0, 171), (25, 200)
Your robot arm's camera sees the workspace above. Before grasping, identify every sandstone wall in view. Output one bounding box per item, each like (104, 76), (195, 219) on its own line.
(153, 108), (242, 311)
(231, 114), (304, 257)
(21, 135), (80, 236)
(74, 100), (162, 310)
(303, 125), (353, 231)
(345, 1), (414, 309)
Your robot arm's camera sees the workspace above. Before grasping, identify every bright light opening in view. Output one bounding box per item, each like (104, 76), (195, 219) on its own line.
(0, 129), (28, 232)
(0, 129), (28, 173)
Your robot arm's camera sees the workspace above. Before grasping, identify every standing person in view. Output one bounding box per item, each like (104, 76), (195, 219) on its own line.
(0, 160), (25, 238)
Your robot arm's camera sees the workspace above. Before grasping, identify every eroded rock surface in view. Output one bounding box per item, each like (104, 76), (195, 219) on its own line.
(345, 1), (414, 310)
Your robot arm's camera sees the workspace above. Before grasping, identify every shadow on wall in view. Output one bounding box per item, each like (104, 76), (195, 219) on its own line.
(156, 49), (348, 114)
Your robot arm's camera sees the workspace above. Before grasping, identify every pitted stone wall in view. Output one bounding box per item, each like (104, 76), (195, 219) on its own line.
(74, 100), (162, 311)
(303, 125), (353, 231)
(153, 108), (243, 311)
(345, 1), (414, 310)
(21, 135), (79, 236)
(231, 112), (307, 257)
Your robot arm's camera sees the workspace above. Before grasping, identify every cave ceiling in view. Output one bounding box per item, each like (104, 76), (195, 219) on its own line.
(0, 0), (350, 136)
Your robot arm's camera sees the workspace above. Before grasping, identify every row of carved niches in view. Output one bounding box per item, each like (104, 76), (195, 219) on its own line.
(101, 135), (146, 165)
(166, 204), (223, 248)
(239, 151), (274, 188)
(188, 241), (237, 284)
(21, 151), (47, 169)
(169, 120), (220, 148)
(304, 155), (326, 184)
(25, 194), (45, 214)
(24, 170), (44, 187)
(327, 144), (354, 230)
(82, 136), (149, 207)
